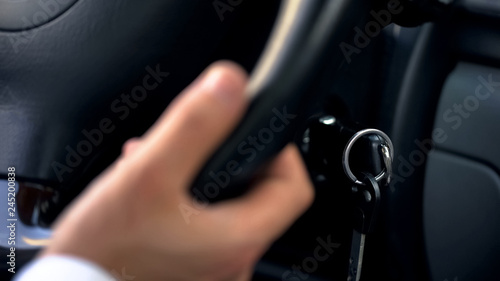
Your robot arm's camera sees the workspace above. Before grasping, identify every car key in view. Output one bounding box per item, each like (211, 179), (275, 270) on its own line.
(347, 173), (381, 281)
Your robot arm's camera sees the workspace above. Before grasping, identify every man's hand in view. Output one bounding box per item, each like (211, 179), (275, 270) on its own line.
(42, 61), (315, 281)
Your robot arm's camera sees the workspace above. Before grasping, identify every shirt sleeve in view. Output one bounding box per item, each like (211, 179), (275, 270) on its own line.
(13, 255), (116, 281)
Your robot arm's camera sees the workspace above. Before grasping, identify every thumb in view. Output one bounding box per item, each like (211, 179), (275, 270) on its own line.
(136, 61), (249, 188)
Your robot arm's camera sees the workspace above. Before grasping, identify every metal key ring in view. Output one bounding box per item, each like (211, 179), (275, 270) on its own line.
(342, 128), (394, 185)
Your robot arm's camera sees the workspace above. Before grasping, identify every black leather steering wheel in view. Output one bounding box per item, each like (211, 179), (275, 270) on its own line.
(1, 0), (367, 213)
(0, 0), (371, 276)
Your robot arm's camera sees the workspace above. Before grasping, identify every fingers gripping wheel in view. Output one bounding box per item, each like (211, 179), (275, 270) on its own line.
(190, 0), (370, 203)
(0, 0), (369, 222)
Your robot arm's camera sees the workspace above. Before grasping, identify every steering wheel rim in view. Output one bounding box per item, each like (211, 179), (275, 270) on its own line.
(0, 0), (369, 271)
(191, 0), (368, 201)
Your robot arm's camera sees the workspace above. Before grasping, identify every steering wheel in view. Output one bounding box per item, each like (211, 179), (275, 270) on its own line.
(0, 0), (373, 276)
(1, 0), (370, 215)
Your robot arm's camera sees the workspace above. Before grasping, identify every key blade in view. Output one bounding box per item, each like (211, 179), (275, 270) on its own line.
(348, 230), (365, 281)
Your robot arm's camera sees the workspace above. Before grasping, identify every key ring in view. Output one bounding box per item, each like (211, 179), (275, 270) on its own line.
(342, 128), (394, 185)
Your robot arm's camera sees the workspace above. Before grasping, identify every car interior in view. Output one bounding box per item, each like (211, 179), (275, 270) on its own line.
(1, 0), (499, 280)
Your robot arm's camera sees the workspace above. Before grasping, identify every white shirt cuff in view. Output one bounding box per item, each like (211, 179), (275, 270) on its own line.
(14, 255), (116, 281)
